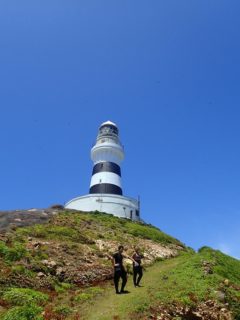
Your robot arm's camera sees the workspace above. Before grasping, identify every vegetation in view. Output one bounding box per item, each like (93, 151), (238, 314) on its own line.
(15, 210), (182, 246)
(80, 248), (240, 320)
(1, 288), (48, 320)
(2, 304), (43, 320)
(3, 288), (48, 306)
(0, 210), (239, 319)
(74, 286), (104, 302)
(0, 241), (27, 262)
(130, 248), (240, 320)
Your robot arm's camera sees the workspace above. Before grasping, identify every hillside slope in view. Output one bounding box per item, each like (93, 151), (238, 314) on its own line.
(0, 209), (239, 319)
(81, 249), (240, 320)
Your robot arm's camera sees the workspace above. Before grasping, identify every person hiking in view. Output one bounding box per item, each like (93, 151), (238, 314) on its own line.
(132, 247), (144, 287)
(112, 245), (138, 294)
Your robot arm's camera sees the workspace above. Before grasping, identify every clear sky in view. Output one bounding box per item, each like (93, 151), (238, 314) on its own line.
(1, 1), (240, 259)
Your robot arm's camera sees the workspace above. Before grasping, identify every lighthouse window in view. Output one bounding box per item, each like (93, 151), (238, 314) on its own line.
(136, 210), (139, 216)
(130, 210), (133, 219)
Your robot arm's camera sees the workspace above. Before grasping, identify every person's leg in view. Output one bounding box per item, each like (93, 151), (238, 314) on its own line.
(114, 271), (121, 293)
(133, 267), (138, 286)
(136, 267), (143, 286)
(120, 270), (127, 292)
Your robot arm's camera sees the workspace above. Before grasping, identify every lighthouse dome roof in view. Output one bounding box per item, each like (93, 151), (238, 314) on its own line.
(100, 120), (118, 128)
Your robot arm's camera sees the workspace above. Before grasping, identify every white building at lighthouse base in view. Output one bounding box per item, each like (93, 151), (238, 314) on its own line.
(65, 194), (140, 221)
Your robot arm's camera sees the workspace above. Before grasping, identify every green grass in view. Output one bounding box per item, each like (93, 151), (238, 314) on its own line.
(12, 211), (183, 251)
(16, 224), (93, 243)
(47, 210), (183, 245)
(74, 286), (104, 302)
(77, 248), (240, 320)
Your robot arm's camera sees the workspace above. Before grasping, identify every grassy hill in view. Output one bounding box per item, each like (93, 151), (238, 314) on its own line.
(0, 209), (239, 319)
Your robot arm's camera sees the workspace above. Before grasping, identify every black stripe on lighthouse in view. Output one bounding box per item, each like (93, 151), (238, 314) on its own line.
(90, 161), (122, 195)
(92, 162), (121, 176)
(90, 184), (123, 195)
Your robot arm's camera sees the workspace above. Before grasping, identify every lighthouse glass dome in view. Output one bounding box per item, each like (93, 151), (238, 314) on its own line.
(65, 121), (140, 221)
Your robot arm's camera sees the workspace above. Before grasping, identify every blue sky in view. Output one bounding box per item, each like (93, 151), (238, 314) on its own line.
(1, 1), (240, 259)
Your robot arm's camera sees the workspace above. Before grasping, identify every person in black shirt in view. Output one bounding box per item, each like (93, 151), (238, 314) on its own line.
(112, 245), (137, 294)
(132, 247), (144, 287)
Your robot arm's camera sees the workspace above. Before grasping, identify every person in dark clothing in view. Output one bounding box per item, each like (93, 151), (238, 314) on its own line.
(132, 247), (144, 287)
(112, 245), (137, 294)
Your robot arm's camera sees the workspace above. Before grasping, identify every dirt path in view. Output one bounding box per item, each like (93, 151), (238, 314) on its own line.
(81, 258), (180, 320)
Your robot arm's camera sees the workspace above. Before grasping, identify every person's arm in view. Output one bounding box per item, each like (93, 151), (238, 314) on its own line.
(123, 254), (139, 265)
(105, 253), (115, 267)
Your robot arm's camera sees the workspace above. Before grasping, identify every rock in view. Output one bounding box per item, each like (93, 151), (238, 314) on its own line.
(224, 279), (230, 286)
(215, 290), (226, 302)
(48, 260), (57, 268)
(202, 260), (214, 274)
(56, 267), (64, 276)
(33, 242), (42, 248)
(41, 259), (57, 268)
(37, 272), (45, 278)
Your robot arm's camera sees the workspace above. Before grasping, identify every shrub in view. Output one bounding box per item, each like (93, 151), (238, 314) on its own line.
(54, 305), (72, 316)
(54, 282), (72, 293)
(0, 241), (7, 256)
(54, 285), (65, 294)
(0, 241), (27, 262)
(2, 304), (43, 320)
(11, 265), (35, 278)
(3, 288), (48, 306)
(61, 282), (73, 290)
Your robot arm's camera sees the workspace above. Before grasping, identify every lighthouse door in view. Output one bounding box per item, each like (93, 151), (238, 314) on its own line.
(130, 210), (133, 220)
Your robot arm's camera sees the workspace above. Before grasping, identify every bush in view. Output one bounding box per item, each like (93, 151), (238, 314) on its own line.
(0, 241), (27, 262)
(11, 265), (35, 278)
(2, 304), (43, 320)
(0, 241), (7, 255)
(3, 288), (48, 306)
(54, 305), (72, 316)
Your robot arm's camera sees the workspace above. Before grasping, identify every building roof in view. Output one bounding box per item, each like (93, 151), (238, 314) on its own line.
(100, 120), (118, 127)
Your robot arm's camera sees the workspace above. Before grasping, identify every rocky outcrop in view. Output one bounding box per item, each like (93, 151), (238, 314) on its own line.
(146, 300), (233, 320)
(95, 239), (181, 266)
(0, 208), (60, 232)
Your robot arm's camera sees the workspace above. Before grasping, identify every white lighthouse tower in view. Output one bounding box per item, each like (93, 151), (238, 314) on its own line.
(65, 121), (140, 221)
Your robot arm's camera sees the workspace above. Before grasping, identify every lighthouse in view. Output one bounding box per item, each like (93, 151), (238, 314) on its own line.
(65, 121), (140, 221)
(90, 121), (124, 196)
